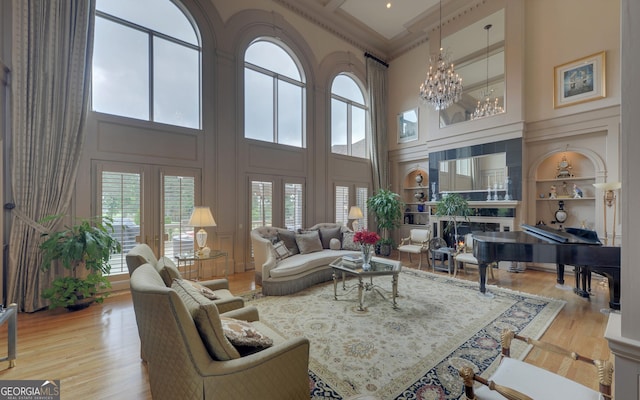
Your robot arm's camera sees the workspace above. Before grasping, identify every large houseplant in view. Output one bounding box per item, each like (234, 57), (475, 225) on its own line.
(434, 193), (473, 244)
(366, 189), (404, 256)
(40, 215), (121, 310)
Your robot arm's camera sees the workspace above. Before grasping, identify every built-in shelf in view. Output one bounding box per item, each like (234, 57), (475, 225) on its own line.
(536, 176), (595, 183)
(536, 197), (595, 201)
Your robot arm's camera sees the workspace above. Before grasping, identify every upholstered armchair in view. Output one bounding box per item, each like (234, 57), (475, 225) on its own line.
(397, 229), (431, 269)
(458, 328), (613, 400)
(130, 263), (310, 400)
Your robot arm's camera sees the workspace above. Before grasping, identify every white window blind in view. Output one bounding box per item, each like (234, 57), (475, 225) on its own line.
(101, 171), (141, 275)
(251, 181), (273, 229)
(163, 176), (195, 257)
(284, 183), (303, 230)
(356, 186), (369, 230)
(335, 185), (349, 226)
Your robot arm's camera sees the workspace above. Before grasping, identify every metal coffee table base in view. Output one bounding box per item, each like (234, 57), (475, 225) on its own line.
(333, 272), (399, 311)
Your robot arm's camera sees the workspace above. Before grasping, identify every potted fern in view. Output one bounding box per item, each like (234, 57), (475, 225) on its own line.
(366, 189), (404, 256)
(40, 215), (121, 310)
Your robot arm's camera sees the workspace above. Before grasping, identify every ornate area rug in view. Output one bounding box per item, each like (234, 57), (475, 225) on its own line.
(245, 269), (565, 399)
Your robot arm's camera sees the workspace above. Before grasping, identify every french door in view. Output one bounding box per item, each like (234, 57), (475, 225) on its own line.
(95, 161), (201, 275)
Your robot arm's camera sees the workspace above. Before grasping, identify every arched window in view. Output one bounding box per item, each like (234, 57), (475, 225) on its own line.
(92, 0), (201, 129)
(331, 74), (367, 158)
(244, 40), (306, 147)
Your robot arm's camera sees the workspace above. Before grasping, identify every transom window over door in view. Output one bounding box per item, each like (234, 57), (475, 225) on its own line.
(92, 0), (201, 128)
(331, 74), (367, 158)
(244, 40), (306, 147)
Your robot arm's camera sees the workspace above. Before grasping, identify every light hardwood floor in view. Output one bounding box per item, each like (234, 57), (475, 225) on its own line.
(0, 252), (613, 399)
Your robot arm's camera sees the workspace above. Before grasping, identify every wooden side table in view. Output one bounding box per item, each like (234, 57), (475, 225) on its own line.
(0, 303), (17, 368)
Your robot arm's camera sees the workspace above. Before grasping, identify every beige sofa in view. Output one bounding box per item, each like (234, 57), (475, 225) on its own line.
(251, 223), (360, 295)
(130, 263), (311, 400)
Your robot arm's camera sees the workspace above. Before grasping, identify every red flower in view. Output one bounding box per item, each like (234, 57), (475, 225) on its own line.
(353, 229), (380, 245)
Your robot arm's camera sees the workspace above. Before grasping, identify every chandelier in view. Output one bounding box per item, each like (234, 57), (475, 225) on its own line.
(471, 24), (504, 120)
(419, 0), (463, 111)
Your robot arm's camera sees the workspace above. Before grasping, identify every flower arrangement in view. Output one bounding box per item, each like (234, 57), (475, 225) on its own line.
(353, 229), (380, 246)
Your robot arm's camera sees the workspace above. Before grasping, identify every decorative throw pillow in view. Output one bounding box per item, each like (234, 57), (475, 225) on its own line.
(319, 226), (342, 249)
(329, 238), (342, 250)
(171, 279), (240, 360)
(341, 231), (360, 251)
(220, 317), (274, 348)
(157, 256), (182, 287)
(277, 230), (300, 255)
(187, 280), (219, 300)
(272, 240), (291, 261)
(295, 230), (323, 254)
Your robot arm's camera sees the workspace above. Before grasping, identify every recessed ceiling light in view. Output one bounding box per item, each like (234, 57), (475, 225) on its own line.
(386, 2), (391, 9)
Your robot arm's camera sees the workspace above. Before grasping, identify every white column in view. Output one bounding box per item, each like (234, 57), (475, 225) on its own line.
(605, 1), (640, 399)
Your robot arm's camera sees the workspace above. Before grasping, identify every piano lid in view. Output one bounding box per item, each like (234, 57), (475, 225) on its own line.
(521, 224), (602, 245)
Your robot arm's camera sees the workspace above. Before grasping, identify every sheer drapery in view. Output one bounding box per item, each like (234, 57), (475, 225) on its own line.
(366, 55), (389, 192)
(8, 0), (95, 311)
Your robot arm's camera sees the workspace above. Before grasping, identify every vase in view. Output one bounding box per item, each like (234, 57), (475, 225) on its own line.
(361, 244), (373, 271)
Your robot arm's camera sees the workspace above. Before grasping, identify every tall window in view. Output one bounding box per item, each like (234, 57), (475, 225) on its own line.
(335, 185), (350, 226)
(244, 40), (306, 147)
(93, 0), (201, 128)
(163, 176), (196, 257)
(331, 74), (367, 158)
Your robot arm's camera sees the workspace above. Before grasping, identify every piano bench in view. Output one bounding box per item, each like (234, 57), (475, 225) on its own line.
(459, 329), (612, 400)
(454, 252), (495, 280)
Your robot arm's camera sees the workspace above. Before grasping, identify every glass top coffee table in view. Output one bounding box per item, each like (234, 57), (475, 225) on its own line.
(329, 257), (402, 311)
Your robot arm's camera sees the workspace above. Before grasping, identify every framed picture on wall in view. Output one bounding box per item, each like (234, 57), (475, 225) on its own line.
(397, 108), (418, 143)
(554, 51), (606, 108)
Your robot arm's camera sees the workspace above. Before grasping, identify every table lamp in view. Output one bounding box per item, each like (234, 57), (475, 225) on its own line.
(188, 206), (217, 257)
(592, 182), (621, 246)
(348, 206), (364, 231)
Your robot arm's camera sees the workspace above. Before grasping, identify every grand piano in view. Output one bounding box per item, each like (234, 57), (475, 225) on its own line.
(472, 224), (621, 310)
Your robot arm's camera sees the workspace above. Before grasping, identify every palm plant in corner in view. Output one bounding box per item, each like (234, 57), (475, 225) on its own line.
(40, 215), (121, 311)
(366, 188), (404, 256)
(434, 193), (473, 245)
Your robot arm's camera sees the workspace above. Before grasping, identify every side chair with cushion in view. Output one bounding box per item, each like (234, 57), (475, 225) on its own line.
(130, 263), (310, 400)
(454, 233), (495, 280)
(458, 328), (613, 400)
(397, 228), (431, 269)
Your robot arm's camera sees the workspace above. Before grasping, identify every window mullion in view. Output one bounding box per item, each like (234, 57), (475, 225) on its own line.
(273, 76), (279, 143)
(149, 32), (154, 122)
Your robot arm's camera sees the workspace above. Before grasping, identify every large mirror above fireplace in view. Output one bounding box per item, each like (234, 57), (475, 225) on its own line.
(439, 9), (505, 127)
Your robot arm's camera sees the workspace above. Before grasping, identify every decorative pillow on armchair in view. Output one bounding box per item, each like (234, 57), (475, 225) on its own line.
(220, 317), (273, 348)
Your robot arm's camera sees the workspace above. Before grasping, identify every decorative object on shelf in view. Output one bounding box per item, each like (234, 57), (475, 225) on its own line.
(549, 185), (557, 199)
(554, 200), (568, 224)
(504, 176), (512, 201)
(554, 51), (606, 109)
(431, 181), (438, 202)
(487, 186), (492, 201)
(573, 183), (583, 198)
(188, 206), (217, 257)
(471, 24), (504, 120)
(348, 206), (364, 231)
(415, 172), (424, 186)
(417, 204), (425, 213)
(593, 181), (622, 245)
(414, 190), (425, 201)
(558, 181), (571, 198)
(556, 154), (574, 178)
(353, 229), (380, 271)
(418, 0), (463, 110)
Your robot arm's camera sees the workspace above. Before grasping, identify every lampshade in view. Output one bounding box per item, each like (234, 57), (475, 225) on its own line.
(592, 182), (622, 191)
(188, 206), (217, 253)
(348, 206), (364, 220)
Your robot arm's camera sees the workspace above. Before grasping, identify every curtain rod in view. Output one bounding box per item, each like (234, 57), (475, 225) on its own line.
(364, 52), (389, 68)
